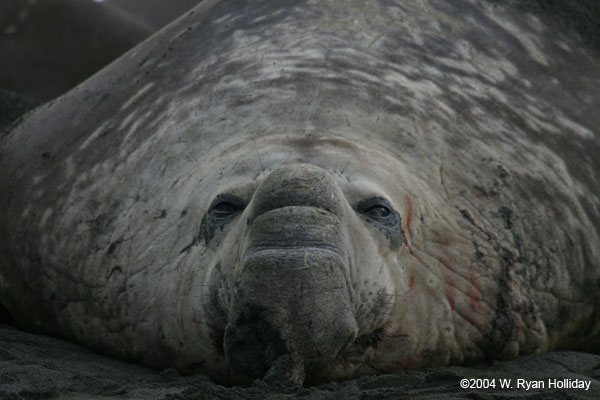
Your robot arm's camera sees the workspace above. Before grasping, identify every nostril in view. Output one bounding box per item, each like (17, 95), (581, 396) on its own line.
(223, 305), (287, 379)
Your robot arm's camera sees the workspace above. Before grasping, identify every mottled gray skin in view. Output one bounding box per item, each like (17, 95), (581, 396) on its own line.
(1, 0), (599, 386)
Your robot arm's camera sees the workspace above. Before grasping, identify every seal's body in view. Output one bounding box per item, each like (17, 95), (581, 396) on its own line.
(1, 0), (599, 386)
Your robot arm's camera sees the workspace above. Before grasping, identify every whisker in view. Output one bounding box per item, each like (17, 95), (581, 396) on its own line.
(254, 142), (265, 171)
(340, 155), (351, 174)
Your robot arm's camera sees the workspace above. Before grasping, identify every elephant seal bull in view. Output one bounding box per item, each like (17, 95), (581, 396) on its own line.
(1, 0), (599, 386)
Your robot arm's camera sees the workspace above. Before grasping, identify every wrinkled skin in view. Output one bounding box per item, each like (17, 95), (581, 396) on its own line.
(1, 0), (599, 386)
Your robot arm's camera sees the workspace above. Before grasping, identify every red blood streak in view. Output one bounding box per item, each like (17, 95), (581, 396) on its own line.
(469, 295), (478, 312)
(403, 195), (413, 248)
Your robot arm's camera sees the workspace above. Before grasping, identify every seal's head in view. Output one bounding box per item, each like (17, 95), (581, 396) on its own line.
(222, 164), (360, 385)
(194, 137), (413, 385)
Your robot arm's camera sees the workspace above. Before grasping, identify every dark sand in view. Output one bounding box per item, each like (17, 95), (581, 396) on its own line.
(1, 323), (598, 400)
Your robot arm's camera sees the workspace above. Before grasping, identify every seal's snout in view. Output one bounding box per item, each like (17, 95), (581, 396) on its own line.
(224, 242), (358, 385)
(224, 163), (358, 385)
(223, 297), (357, 386)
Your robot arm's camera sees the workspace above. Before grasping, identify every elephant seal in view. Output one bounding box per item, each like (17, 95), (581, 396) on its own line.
(1, 0), (599, 386)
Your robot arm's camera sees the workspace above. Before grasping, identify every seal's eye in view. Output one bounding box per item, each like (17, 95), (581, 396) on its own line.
(356, 197), (396, 225)
(365, 204), (391, 219)
(209, 194), (245, 220)
(199, 193), (247, 245)
(355, 197), (403, 247)
(213, 201), (240, 216)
